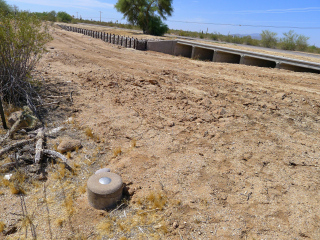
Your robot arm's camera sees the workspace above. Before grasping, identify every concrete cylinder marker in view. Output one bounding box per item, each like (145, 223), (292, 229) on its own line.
(87, 172), (123, 210)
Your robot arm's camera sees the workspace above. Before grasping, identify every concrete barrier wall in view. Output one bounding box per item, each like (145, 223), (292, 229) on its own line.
(58, 24), (148, 51)
(147, 40), (177, 55)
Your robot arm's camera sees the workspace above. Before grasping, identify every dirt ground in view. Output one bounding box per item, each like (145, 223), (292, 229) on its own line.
(1, 24), (320, 239)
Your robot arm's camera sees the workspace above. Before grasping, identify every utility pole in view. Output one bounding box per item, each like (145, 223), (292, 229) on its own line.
(99, 11), (102, 22)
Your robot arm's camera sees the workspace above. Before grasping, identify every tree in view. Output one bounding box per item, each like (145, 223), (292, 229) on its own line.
(260, 30), (278, 48)
(115, 0), (173, 35)
(0, 0), (12, 13)
(47, 10), (57, 22)
(57, 11), (72, 23)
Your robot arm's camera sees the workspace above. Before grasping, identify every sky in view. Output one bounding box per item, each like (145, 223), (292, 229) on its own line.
(6, 0), (320, 47)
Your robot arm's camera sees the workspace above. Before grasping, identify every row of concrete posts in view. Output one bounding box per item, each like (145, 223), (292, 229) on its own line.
(58, 25), (148, 51)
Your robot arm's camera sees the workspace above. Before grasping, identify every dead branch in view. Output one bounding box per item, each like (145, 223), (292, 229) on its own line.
(36, 101), (59, 107)
(34, 128), (44, 164)
(0, 139), (35, 158)
(0, 162), (16, 169)
(0, 116), (24, 145)
(46, 126), (64, 136)
(43, 149), (72, 170)
(0, 97), (8, 129)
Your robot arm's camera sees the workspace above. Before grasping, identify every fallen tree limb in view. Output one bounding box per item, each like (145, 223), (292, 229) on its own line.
(35, 128), (44, 164)
(43, 149), (72, 171)
(0, 116), (24, 145)
(46, 126), (64, 136)
(0, 97), (8, 129)
(0, 162), (16, 169)
(0, 139), (35, 158)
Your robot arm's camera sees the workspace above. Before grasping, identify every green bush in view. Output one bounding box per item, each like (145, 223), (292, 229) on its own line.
(296, 34), (309, 51)
(147, 16), (168, 36)
(57, 11), (72, 23)
(279, 30), (297, 50)
(260, 30), (278, 48)
(279, 30), (310, 51)
(0, 10), (52, 107)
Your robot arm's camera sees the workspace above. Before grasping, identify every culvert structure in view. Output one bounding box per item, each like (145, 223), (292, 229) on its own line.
(147, 39), (320, 74)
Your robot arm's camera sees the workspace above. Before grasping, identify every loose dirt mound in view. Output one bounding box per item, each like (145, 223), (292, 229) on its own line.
(1, 25), (320, 239)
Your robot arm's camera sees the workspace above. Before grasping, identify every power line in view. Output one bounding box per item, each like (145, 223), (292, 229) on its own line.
(166, 20), (320, 29)
(77, 17), (320, 30)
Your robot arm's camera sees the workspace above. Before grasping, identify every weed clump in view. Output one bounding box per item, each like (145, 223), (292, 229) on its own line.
(0, 221), (5, 232)
(113, 147), (122, 157)
(84, 127), (100, 142)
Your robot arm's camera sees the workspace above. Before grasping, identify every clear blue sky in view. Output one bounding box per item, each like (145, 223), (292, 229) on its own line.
(6, 0), (320, 47)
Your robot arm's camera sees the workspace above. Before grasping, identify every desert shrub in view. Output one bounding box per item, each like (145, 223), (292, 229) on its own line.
(260, 30), (278, 48)
(279, 30), (297, 50)
(306, 45), (320, 54)
(295, 34), (310, 51)
(0, 10), (52, 108)
(279, 30), (310, 51)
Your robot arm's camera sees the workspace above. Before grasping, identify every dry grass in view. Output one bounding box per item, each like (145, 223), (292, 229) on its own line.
(84, 127), (94, 138)
(1, 170), (28, 195)
(55, 218), (65, 227)
(0, 221), (5, 232)
(130, 139), (137, 148)
(84, 127), (100, 142)
(96, 191), (170, 239)
(64, 193), (76, 216)
(113, 147), (122, 157)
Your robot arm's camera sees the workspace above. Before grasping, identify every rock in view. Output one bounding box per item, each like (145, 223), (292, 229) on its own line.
(168, 122), (175, 127)
(200, 98), (212, 108)
(173, 222), (179, 229)
(57, 138), (82, 153)
(148, 80), (159, 85)
(216, 108), (226, 116)
(7, 111), (23, 127)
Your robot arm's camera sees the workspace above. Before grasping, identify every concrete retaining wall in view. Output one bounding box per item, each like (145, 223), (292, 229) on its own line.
(147, 40), (177, 55)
